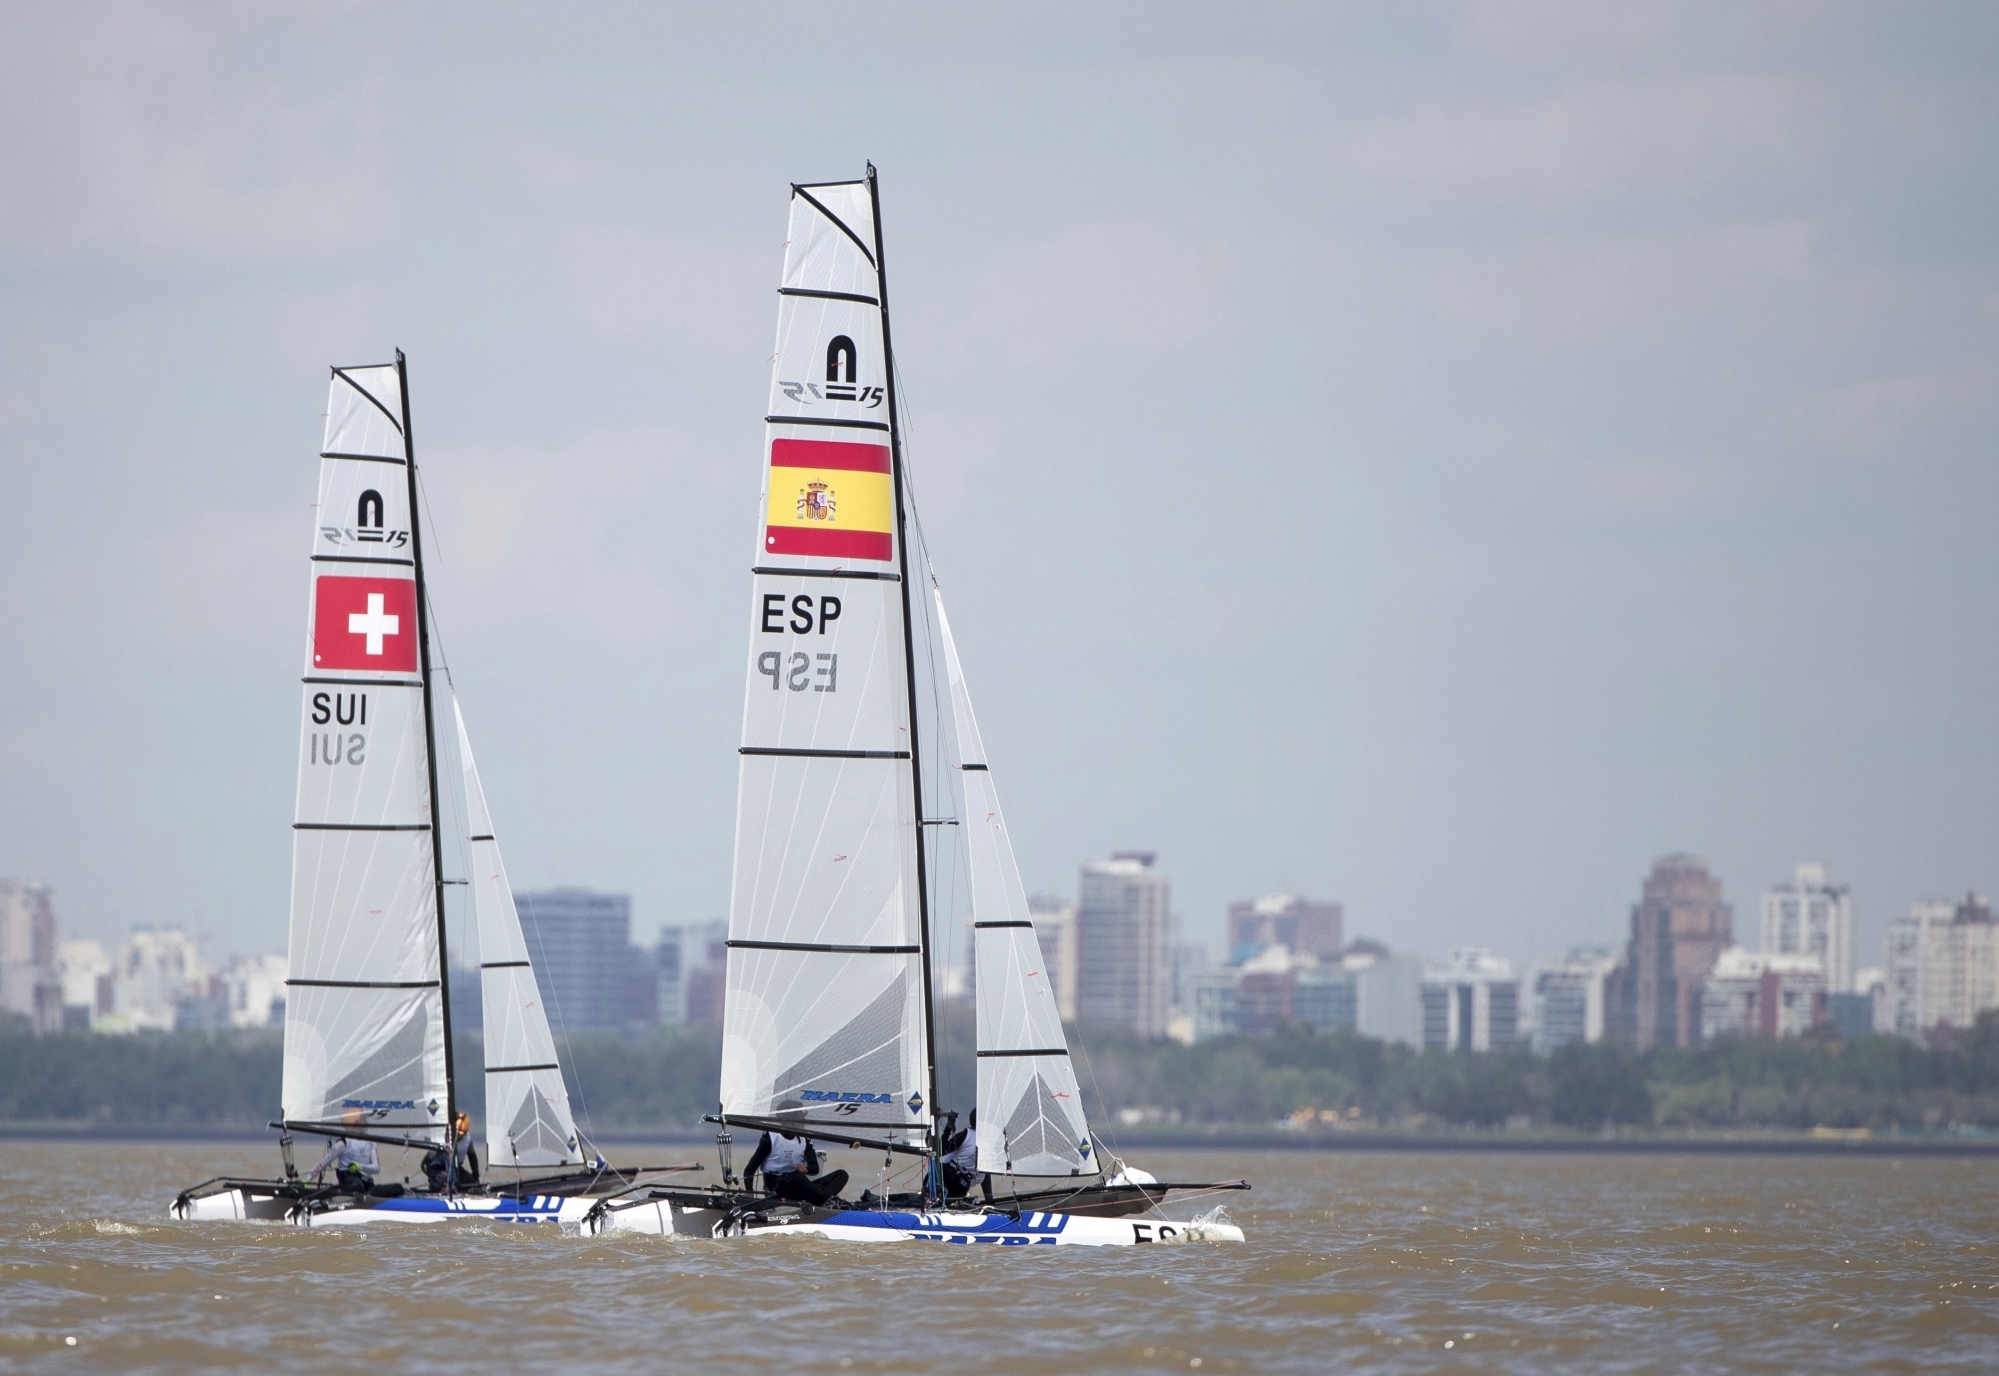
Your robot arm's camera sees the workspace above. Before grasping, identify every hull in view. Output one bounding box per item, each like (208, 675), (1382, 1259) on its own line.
(593, 1195), (1243, 1247)
(171, 1181), (594, 1226)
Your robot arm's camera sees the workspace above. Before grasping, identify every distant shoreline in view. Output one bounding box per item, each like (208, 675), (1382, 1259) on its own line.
(6, 1122), (1997, 1156)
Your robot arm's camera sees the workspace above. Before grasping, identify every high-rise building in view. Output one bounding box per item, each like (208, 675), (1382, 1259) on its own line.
(1530, 948), (1621, 1051)
(514, 888), (633, 1033)
(1187, 945), (1423, 1047)
(678, 919), (729, 1025)
(1761, 862), (1854, 993)
(1920, 894), (1999, 1038)
(1612, 854), (1733, 1050)
(0, 880), (57, 1030)
(1421, 949), (1519, 1052)
(1699, 946), (1826, 1041)
(1027, 897), (1079, 1023)
(109, 928), (203, 1033)
(1166, 939), (1210, 1041)
(1883, 900), (1952, 1039)
(1075, 852), (1170, 1037)
(654, 926), (686, 1027)
(1226, 895), (1343, 964)
(53, 938), (111, 1031)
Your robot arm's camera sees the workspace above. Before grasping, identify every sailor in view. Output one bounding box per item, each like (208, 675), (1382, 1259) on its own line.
(941, 1110), (992, 1203)
(453, 1112), (481, 1186)
(741, 1129), (849, 1206)
(420, 1112), (483, 1192)
(309, 1134), (379, 1195)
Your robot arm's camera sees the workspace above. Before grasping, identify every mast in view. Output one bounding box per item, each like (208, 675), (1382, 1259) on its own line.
(867, 163), (943, 1189)
(397, 348), (459, 1139)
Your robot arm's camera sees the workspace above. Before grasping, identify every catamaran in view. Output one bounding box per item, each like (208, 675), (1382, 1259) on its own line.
(172, 356), (686, 1225)
(589, 168), (1246, 1246)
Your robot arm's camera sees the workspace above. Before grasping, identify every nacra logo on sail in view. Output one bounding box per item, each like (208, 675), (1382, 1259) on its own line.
(777, 335), (884, 408)
(320, 488), (408, 548)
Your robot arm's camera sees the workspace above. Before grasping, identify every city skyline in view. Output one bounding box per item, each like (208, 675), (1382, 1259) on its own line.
(4, 6), (1997, 982)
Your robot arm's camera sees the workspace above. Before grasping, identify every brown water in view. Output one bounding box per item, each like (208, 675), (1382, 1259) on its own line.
(1, 1142), (1994, 1373)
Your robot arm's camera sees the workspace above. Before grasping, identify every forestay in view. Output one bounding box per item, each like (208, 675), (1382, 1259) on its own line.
(281, 364), (449, 1143)
(454, 697), (583, 1168)
(719, 179), (930, 1137)
(934, 592), (1093, 1176)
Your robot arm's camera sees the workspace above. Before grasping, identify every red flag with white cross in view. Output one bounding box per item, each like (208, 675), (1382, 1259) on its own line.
(312, 576), (418, 672)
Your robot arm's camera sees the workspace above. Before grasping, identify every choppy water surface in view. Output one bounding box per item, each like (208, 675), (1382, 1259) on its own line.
(1, 1142), (1995, 1373)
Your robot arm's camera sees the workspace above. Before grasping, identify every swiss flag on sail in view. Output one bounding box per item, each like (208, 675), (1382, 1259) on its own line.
(312, 576), (418, 672)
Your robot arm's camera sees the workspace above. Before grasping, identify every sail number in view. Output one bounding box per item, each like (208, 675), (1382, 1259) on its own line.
(757, 651), (837, 693)
(757, 594), (841, 693)
(309, 691), (367, 765)
(761, 593), (841, 635)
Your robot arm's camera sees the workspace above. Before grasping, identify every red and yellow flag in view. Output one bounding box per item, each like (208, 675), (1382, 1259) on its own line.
(763, 438), (894, 561)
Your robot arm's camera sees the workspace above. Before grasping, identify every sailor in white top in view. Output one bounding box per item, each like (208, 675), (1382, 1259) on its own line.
(742, 1129), (850, 1207)
(310, 1136), (379, 1194)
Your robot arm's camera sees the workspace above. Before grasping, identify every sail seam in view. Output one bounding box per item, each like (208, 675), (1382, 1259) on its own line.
(292, 822), (431, 831)
(764, 414), (891, 432)
(319, 451), (407, 465)
(287, 978), (439, 989)
(727, 939), (921, 955)
(977, 1048), (1071, 1058)
(779, 287), (880, 306)
(311, 554), (416, 567)
(790, 185), (877, 266)
(750, 566), (901, 582)
(738, 747), (911, 760)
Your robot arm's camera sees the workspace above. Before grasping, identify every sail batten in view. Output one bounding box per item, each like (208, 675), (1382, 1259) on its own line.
(721, 178), (931, 1138)
(934, 591), (1095, 1177)
(280, 363), (449, 1144)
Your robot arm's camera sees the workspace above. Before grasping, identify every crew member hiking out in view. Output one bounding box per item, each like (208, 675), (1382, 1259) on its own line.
(941, 1110), (992, 1203)
(742, 1130), (849, 1207)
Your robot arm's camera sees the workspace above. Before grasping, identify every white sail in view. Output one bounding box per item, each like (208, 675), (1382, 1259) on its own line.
(453, 697), (583, 1168)
(719, 178), (931, 1136)
(280, 362), (449, 1143)
(934, 592), (1094, 1177)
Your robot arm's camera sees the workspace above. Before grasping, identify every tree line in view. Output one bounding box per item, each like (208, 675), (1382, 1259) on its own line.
(5, 1011), (1997, 1132)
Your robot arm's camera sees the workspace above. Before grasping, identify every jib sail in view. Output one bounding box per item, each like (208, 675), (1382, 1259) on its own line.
(454, 696), (583, 1168)
(934, 592), (1094, 1177)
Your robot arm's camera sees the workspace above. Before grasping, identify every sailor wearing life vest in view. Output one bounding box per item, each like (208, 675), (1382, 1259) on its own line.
(941, 1110), (992, 1203)
(742, 1129), (850, 1206)
(309, 1135), (379, 1195)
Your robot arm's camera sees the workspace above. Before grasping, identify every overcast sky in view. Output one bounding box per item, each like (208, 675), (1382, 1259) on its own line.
(3, 3), (1995, 974)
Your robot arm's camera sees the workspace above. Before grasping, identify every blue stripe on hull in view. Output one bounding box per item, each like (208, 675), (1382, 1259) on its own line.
(816, 1210), (1066, 1243)
(357, 1195), (565, 1220)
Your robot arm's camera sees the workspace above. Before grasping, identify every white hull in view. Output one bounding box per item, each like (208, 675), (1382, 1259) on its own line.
(172, 1188), (595, 1226)
(597, 1202), (1242, 1247)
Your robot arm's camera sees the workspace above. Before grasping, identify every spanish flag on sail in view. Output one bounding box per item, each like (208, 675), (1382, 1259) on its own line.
(764, 437), (894, 561)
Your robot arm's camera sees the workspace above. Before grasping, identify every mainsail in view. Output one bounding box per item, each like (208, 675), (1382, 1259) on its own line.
(933, 593), (1094, 1176)
(281, 360), (451, 1143)
(453, 697), (583, 1168)
(719, 174), (934, 1138)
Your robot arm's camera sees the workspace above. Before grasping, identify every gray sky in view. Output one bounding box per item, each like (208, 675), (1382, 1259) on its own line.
(2, 2), (1995, 973)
